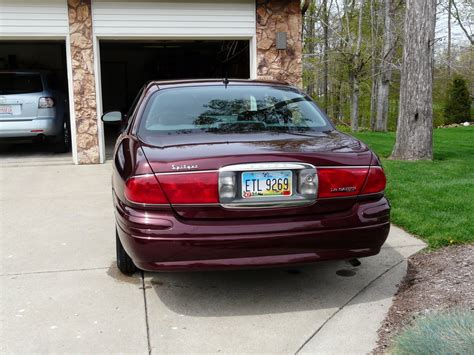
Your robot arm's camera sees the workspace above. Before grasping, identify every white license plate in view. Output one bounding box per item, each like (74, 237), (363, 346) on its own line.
(0, 105), (13, 114)
(242, 170), (292, 198)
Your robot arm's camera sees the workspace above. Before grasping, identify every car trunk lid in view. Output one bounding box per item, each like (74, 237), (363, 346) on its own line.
(141, 131), (375, 219)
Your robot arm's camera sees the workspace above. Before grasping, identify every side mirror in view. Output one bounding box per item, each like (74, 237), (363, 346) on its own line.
(101, 111), (122, 123)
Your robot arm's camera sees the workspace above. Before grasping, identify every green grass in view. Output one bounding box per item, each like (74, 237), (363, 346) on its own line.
(390, 308), (474, 354)
(352, 127), (474, 248)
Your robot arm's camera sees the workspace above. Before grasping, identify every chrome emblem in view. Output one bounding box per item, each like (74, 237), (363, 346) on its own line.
(171, 163), (199, 171)
(330, 186), (356, 193)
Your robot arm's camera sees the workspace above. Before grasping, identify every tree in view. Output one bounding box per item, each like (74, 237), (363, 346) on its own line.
(374, 0), (397, 131)
(391, 0), (437, 160)
(447, 0), (452, 77)
(369, 0), (380, 130)
(444, 76), (472, 123)
(450, 0), (473, 45)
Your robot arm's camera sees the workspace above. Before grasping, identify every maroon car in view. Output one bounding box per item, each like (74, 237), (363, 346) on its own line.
(103, 79), (389, 275)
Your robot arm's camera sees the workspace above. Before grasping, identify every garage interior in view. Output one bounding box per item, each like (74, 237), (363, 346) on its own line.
(99, 39), (250, 154)
(0, 41), (70, 159)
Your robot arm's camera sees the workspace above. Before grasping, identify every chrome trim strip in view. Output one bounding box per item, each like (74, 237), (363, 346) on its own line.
(172, 203), (220, 207)
(155, 170), (218, 176)
(147, 165), (378, 176)
(317, 165), (371, 169)
(221, 200), (316, 209)
(220, 162), (315, 172)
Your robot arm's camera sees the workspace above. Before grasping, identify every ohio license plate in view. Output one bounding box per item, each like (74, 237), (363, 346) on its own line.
(0, 105), (13, 114)
(242, 170), (292, 198)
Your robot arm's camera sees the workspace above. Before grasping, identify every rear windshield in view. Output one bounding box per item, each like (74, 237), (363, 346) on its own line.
(0, 73), (43, 94)
(138, 85), (332, 137)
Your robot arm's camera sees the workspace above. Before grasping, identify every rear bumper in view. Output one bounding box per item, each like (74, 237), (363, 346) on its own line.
(0, 116), (61, 138)
(115, 196), (391, 271)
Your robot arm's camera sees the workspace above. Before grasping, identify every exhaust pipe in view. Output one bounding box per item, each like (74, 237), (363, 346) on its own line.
(33, 134), (46, 144)
(348, 258), (361, 267)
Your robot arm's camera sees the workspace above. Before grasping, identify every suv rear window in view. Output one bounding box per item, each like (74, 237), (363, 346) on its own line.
(0, 73), (43, 94)
(138, 85), (332, 138)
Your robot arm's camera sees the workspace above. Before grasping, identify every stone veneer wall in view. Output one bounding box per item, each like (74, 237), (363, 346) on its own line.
(256, 0), (302, 87)
(67, 0), (100, 164)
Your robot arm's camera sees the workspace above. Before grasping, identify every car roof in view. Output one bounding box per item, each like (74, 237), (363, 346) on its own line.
(150, 78), (296, 90)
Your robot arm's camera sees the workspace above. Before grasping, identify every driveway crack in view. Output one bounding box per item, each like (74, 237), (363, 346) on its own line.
(294, 259), (405, 354)
(141, 271), (152, 355)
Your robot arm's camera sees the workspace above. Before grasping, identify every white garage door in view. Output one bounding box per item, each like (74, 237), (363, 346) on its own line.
(0, 0), (69, 37)
(92, 0), (256, 37)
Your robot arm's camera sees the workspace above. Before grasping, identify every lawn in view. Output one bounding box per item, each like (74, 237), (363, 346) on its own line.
(352, 127), (474, 248)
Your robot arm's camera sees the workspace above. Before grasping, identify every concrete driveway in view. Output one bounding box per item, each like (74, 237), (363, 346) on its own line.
(0, 162), (426, 354)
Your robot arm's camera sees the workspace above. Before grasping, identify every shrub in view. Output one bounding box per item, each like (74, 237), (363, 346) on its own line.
(390, 308), (474, 355)
(444, 76), (472, 124)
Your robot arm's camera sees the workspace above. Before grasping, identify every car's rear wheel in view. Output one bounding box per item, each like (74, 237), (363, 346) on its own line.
(52, 118), (71, 153)
(116, 229), (137, 275)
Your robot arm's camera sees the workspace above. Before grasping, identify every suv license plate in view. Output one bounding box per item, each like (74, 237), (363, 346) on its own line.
(242, 170), (292, 198)
(0, 105), (13, 114)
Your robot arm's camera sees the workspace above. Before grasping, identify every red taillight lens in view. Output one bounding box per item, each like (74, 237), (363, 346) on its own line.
(158, 172), (218, 204)
(361, 166), (386, 194)
(317, 168), (369, 198)
(125, 175), (168, 204)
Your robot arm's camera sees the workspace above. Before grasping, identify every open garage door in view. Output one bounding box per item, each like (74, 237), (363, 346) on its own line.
(99, 39), (251, 155)
(0, 41), (71, 163)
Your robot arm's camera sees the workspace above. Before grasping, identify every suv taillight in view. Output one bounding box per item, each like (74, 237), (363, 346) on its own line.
(125, 174), (168, 204)
(38, 97), (55, 108)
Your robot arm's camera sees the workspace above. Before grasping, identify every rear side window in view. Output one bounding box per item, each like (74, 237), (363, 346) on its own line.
(138, 85), (332, 137)
(0, 73), (43, 94)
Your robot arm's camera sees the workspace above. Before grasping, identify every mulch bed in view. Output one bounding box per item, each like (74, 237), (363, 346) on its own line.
(374, 244), (474, 353)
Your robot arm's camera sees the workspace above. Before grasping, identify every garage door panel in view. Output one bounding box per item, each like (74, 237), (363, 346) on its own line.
(92, 0), (256, 37)
(0, 0), (68, 36)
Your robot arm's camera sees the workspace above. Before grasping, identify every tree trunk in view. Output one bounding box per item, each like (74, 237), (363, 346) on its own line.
(322, 0), (329, 112)
(369, 0), (379, 130)
(305, 1), (316, 96)
(350, 73), (360, 131)
(375, 0), (396, 131)
(391, 0), (436, 160)
(447, 0), (452, 77)
(350, 0), (364, 132)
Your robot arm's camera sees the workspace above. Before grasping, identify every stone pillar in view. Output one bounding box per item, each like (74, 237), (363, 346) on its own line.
(67, 0), (100, 164)
(256, 0), (302, 87)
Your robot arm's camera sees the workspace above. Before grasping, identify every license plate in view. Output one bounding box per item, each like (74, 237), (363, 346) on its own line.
(242, 170), (292, 198)
(0, 105), (13, 114)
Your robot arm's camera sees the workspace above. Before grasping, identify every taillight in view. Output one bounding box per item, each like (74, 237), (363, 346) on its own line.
(125, 174), (168, 204)
(317, 167), (369, 198)
(38, 97), (55, 108)
(361, 166), (386, 194)
(158, 172), (219, 204)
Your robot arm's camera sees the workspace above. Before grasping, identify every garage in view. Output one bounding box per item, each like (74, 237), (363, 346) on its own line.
(92, 0), (257, 159)
(1, 0), (302, 164)
(0, 41), (72, 160)
(99, 39), (251, 152)
(0, 0), (74, 164)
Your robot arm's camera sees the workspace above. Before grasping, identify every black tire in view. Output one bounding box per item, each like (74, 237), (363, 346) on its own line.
(52, 118), (71, 153)
(116, 229), (137, 275)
